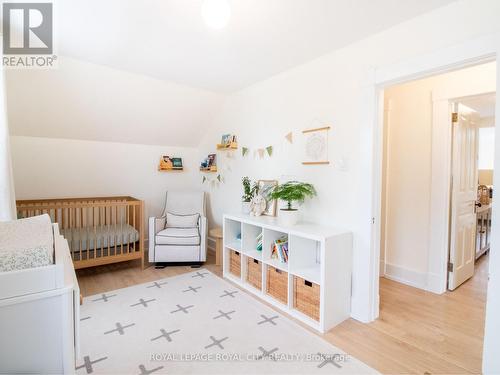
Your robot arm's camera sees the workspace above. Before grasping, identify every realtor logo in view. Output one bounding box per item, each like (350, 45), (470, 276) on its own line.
(2, 2), (56, 68)
(3, 3), (53, 54)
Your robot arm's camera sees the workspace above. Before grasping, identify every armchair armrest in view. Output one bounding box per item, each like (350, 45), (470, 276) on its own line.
(148, 216), (166, 262)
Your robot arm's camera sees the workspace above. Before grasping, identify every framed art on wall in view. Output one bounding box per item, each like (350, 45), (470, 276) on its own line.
(258, 179), (278, 216)
(302, 126), (330, 165)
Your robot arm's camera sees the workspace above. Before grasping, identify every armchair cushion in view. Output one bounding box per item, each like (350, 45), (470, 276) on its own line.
(166, 212), (199, 228)
(156, 227), (200, 246)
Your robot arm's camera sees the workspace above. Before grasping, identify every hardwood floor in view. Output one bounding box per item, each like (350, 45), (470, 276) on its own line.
(77, 251), (488, 375)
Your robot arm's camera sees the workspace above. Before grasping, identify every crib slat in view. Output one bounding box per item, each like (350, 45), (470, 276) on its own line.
(93, 206), (97, 259)
(132, 205), (136, 252)
(79, 207), (82, 262)
(120, 206), (124, 256)
(107, 204), (111, 258)
(126, 205), (130, 254)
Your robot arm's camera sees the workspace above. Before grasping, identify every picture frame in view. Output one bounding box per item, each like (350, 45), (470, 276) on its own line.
(302, 126), (330, 165)
(258, 179), (278, 216)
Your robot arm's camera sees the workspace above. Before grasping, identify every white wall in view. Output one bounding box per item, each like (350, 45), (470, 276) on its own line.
(381, 63), (496, 290)
(198, 0), (500, 321)
(479, 127), (495, 170)
(10, 136), (199, 237)
(0, 70), (15, 221)
(5, 57), (225, 147)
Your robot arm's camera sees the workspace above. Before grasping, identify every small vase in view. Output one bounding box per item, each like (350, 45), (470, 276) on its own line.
(279, 209), (299, 226)
(242, 201), (251, 215)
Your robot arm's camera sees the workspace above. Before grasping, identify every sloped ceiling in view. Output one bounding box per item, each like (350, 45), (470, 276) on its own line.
(58, 0), (456, 93)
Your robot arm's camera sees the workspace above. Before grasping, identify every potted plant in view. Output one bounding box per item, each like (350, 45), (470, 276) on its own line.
(241, 176), (257, 214)
(269, 181), (317, 225)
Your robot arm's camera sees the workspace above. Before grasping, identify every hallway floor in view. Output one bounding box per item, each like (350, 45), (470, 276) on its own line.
(77, 252), (489, 374)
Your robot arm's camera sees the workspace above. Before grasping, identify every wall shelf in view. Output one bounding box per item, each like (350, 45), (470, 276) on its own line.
(158, 167), (184, 172)
(217, 142), (238, 150)
(199, 167), (218, 172)
(222, 213), (352, 333)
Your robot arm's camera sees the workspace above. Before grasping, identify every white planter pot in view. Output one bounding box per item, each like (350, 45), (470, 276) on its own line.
(241, 201), (252, 215)
(279, 209), (299, 226)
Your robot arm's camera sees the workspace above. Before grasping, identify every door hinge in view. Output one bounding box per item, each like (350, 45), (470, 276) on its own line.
(452, 112), (458, 123)
(371, 217), (375, 224)
(448, 262), (454, 272)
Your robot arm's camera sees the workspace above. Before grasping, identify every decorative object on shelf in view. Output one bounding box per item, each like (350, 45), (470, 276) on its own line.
(171, 157), (183, 169)
(269, 181), (317, 225)
(241, 176), (258, 214)
(250, 194), (266, 216)
(258, 180), (278, 216)
(256, 232), (263, 251)
(302, 126), (330, 165)
(200, 153), (217, 172)
(285, 132), (293, 144)
(158, 155), (184, 171)
(242, 147), (249, 157)
(217, 134), (238, 150)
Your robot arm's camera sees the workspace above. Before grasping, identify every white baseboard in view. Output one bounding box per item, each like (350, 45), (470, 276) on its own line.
(384, 263), (427, 289)
(426, 272), (446, 294)
(384, 262), (445, 294)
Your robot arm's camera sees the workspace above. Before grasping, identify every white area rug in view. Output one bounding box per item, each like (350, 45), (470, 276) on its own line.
(77, 270), (377, 374)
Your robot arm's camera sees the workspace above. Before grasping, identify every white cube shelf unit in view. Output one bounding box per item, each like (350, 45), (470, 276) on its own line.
(222, 213), (352, 333)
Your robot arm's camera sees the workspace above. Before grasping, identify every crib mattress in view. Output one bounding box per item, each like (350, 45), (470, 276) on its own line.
(61, 224), (140, 253)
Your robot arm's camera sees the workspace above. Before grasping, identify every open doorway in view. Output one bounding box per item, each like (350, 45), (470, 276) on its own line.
(377, 62), (496, 372)
(380, 62), (496, 292)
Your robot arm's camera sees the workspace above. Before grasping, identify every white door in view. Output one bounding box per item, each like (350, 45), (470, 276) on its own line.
(448, 110), (479, 290)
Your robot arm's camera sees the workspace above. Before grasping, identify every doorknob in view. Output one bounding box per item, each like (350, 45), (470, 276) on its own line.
(475, 202), (482, 208)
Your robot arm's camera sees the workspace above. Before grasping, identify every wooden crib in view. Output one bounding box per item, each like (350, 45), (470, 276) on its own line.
(16, 196), (145, 269)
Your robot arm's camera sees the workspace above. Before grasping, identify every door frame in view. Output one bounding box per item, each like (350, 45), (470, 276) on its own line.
(363, 31), (500, 322)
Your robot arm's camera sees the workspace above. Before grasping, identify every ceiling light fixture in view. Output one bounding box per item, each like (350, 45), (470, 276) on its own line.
(202, 0), (231, 30)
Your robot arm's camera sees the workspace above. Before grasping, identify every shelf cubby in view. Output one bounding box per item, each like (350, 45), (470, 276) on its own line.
(262, 228), (288, 271)
(241, 223), (263, 260)
(289, 235), (321, 285)
(224, 219), (241, 251)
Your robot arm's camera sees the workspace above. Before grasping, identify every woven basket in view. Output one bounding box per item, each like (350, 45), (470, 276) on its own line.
(266, 265), (288, 304)
(229, 250), (241, 278)
(247, 258), (262, 290)
(293, 276), (320, 321)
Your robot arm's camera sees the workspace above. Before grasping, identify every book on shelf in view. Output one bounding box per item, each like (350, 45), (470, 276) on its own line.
(256, 232), (263, 251)
(271, 235), (288, 263)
